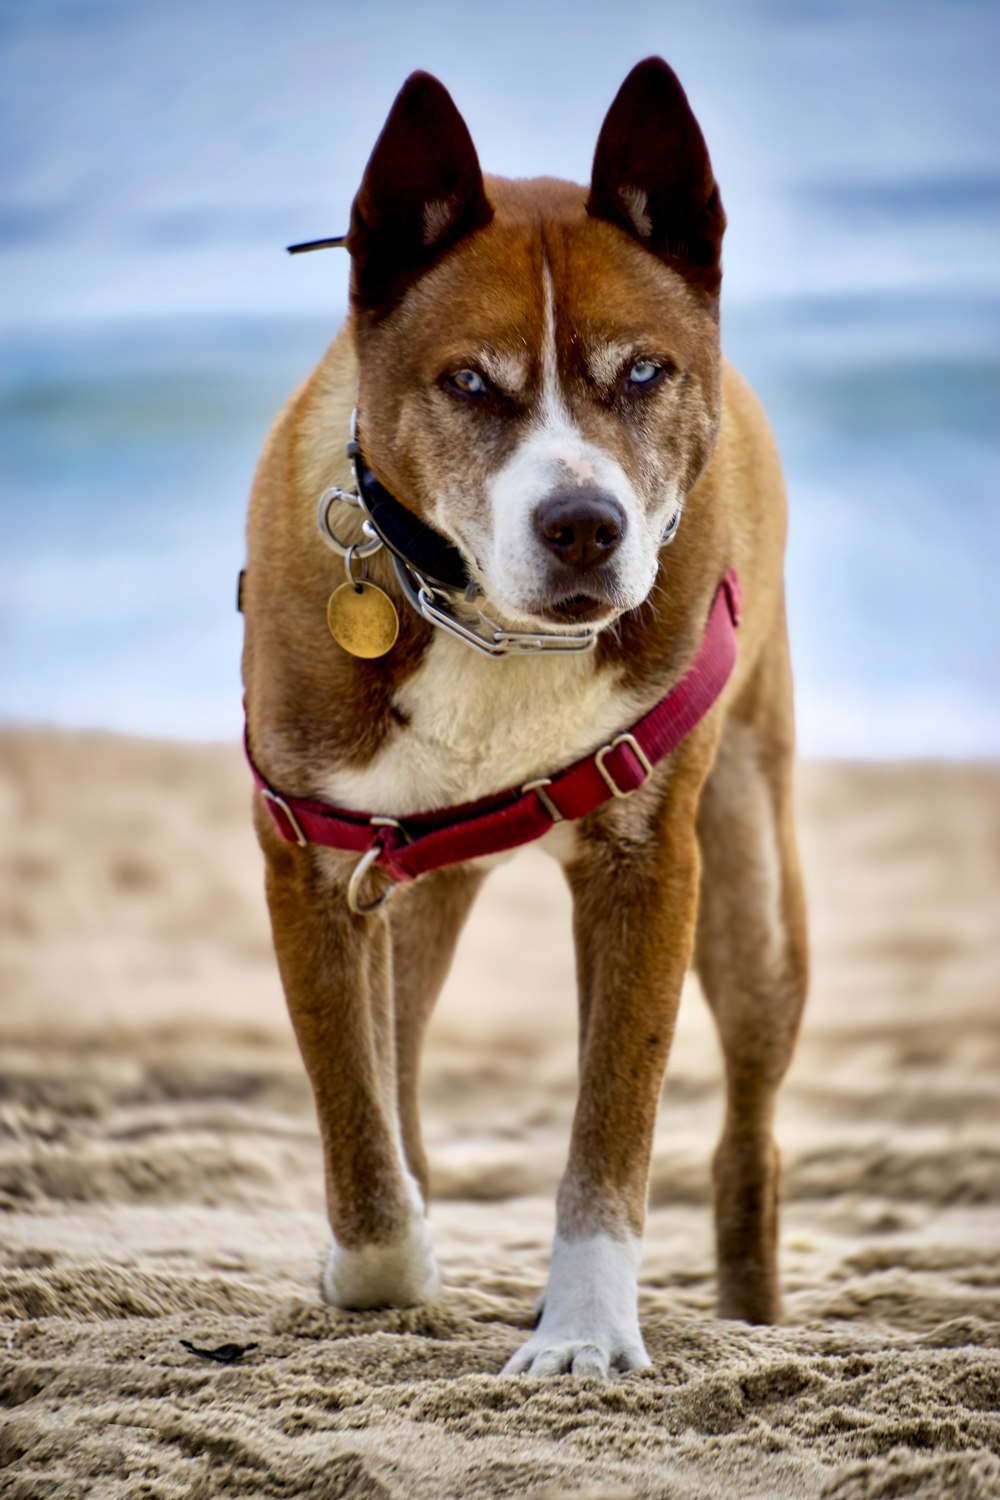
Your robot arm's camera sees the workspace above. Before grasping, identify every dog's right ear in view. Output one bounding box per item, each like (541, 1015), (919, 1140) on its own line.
(347, 72), (493, 317)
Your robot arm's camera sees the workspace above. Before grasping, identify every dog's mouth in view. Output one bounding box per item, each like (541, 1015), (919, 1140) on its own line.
(469, 560), (629, 636)
(532, 591), (618, 627)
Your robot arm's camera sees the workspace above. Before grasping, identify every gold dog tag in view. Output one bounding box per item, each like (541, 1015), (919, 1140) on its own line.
(326, 582), (399, 658)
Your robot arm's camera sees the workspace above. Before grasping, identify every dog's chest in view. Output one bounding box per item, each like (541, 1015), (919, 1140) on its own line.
(323, 634), (641, 818)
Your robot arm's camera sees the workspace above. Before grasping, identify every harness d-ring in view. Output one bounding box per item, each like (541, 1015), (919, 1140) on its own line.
(317, 487), (384, 561)
(347, 845), (397, 916)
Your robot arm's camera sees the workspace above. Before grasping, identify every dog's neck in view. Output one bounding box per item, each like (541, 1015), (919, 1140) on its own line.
(326, 426), (605, 660)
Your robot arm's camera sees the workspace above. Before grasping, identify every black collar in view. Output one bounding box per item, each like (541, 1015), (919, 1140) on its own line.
(351, 441), (472, 594)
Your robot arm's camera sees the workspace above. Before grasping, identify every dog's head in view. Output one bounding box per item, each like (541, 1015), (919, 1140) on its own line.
(346, 58), (726, 633)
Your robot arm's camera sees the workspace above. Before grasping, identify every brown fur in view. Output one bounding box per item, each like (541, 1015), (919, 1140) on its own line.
(242, 58), (807, 1355)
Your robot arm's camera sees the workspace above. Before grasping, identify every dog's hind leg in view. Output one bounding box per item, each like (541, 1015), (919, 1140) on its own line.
(391, 865), (485, 1200)
(258, 812), (440, 1310)
(695, 613), (808, 1324)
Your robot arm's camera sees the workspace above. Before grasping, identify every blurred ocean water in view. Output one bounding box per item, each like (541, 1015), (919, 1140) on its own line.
(1, 0), (998, 755)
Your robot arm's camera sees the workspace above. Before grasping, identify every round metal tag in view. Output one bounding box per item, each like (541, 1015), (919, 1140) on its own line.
(326, 582), (399, 659)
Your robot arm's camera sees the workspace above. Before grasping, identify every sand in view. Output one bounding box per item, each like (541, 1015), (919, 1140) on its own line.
(0, 730), (998, 1499)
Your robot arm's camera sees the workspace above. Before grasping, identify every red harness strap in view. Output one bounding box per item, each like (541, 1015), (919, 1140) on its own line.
(246, 569), (741, 886)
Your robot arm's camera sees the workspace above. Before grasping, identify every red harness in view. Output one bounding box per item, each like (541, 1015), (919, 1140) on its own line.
(246, 569), (741, 906)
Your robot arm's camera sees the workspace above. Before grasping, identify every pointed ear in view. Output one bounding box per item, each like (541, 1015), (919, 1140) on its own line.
(587, 57), (726, 296)
(347, 71), (493, 316)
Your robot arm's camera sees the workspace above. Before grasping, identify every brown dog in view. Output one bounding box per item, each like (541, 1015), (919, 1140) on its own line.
(241, 57), (808, 1377)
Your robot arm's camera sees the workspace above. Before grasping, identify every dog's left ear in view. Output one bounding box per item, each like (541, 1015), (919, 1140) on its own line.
(348, 71), (493, 316)
(588, 57), (726, 296)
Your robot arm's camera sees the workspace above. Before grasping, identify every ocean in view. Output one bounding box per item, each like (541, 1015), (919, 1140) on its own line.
(1, 0), (997, 755)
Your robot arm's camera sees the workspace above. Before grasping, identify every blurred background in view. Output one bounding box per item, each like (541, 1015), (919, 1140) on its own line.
(3, 10), (999, 1493)
(1, 0), (998, 755)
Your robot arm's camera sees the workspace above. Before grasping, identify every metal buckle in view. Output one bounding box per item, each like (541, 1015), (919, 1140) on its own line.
(346, 817), (410, 917)
(261, 788), (308, 847)
(594, 733), (654, 799)
(522, 778), (563, 822)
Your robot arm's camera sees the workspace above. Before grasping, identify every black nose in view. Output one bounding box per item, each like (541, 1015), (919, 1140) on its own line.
(534, 488), (626, 572)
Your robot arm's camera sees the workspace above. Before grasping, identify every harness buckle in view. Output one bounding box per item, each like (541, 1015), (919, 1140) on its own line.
(522, 778), (563, 823)
(594, 733), (654, 799)
(261, 788), (308, 847)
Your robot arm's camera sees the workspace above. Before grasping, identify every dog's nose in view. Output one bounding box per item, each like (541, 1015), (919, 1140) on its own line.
(534, 489), (625, 571)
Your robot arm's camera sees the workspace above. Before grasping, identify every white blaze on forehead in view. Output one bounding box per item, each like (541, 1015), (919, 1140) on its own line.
(533, 261), (603, 482)
(474, 257), (664, 623)
(539, 260), (562, 418)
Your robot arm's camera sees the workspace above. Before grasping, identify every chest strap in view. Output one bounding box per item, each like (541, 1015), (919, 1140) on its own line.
(246, 569), (741, 912)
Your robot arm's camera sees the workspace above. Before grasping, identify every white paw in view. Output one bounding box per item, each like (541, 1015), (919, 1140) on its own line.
(503, 1329), (649, 1378)
(322, 1215), (440, 1310)
(502, 1231), (650, 1378)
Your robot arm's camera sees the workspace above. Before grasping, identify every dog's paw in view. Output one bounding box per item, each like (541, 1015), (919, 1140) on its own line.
(501, 1231), (650, 1378)
(323, 1215), (440, 1310)
(503, 1329), (649, 1378)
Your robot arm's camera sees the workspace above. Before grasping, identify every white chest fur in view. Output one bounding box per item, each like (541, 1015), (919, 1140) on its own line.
(324, 632), (643, 820)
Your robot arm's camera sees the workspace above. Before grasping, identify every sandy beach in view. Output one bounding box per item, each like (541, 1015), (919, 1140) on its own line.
(1, 730), (998, 1498)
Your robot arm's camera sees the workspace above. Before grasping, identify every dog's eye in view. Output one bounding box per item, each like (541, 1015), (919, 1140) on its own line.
(448, 368), (488, 397)
(627, 359), (662, 387)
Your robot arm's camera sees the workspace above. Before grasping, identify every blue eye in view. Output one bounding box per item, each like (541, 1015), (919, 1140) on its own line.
(628, 359), (661, 386)
(449, 368), (487, 396)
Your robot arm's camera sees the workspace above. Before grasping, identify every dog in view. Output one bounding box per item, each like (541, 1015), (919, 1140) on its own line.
(240, 57), (808, 1378)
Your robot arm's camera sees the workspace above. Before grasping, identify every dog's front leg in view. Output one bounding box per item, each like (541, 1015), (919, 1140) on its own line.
(260, 819), (439, 1310)
(504, 761), (706, 1378)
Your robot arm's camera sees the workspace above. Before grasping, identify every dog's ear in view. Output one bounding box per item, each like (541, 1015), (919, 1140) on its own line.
(348, 71), (493, 316)
(587, 57), (725, 296)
